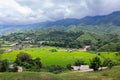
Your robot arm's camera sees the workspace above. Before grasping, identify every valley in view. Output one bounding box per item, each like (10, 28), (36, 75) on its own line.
(0, 11), (120, 80)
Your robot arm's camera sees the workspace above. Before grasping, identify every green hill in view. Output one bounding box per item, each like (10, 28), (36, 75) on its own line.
(77, 32), (98, 44)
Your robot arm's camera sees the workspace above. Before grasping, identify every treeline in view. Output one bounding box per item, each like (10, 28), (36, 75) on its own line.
(89, 34), (120, 52)
(1, 30), (120, 52)
(1, 31), (85, 48)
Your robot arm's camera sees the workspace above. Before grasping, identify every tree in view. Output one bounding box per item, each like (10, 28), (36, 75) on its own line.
(90, 56), (101, 71)
(102, 58), (114, 69)
(0, 60), (10, 72)
(15, 52), (42, 71)
(15, 52), (32, 66)
(33, 57), (42, 69)
(108, 61), (114, 69)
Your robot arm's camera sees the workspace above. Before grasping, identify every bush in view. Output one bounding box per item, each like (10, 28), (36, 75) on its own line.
(50, 49), (57, 52)
(0, 49), (4, 54)
(102, 59), (114, 69)
(0, 60), (10, 72)
(74, 60), (85, 66)
(108, 61), (114, 69)
(66, 64), (72, 70)
(115, 52), (120, 56)
(9, 64), (18, 72)
(31, 58), (42, 71)
(15, 52), (42, 71)
(16, 52), (32, 62)
(46, 65), (64, 74)
(0, 60), (18, 72)
(90, 56), (101, 71)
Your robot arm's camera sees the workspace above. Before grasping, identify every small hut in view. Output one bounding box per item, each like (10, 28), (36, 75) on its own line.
(11, 43), (21, 50)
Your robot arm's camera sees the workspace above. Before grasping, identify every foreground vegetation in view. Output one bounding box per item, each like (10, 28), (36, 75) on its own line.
(59, 65), (120, 80)
(0, 65), (120, 80)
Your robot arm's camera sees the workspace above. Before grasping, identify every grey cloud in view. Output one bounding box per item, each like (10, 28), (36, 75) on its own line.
(0, 0), (120, 24)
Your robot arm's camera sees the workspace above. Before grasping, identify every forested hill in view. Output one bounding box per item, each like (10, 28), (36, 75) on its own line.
(1, 30), (120, 52)
(0, 11), (120, 35)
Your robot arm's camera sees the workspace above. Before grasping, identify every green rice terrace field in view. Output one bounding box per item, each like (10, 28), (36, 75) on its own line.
(0, 46), (119, 67)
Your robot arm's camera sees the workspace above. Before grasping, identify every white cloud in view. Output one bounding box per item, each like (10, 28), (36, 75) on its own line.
(0, 0), (34, 24)
(0, 0), (120, 24)
(0, 0), (32, 15)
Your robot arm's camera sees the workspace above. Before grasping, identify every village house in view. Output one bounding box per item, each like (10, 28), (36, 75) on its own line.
(17, 66), (23, 72)
(11, 43), (21, 50)
(63, 49), (73, 52)
(71, 65), (93, 71)
(71, 65), (107, 72)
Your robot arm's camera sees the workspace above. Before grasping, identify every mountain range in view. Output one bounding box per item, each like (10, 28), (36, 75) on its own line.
(0, 11), (120, 35)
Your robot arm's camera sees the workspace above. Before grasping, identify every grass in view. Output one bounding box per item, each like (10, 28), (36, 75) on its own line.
(0, 65), (120, 80)
(0, 72), (62, 80)
(59, 65), (120, 80)
(0, 46), (120, 67)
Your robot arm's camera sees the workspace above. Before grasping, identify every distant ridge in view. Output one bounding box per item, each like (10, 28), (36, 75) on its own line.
(0, 11), (120, 35)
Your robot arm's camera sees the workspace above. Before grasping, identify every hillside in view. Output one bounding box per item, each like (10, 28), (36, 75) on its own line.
(2, 30), (120, 52)
(0, 11), (120, 35)
(77, 32), (98, 44)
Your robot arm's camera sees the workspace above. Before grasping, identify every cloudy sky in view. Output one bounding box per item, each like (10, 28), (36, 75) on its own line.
(0, 0), (120, 24)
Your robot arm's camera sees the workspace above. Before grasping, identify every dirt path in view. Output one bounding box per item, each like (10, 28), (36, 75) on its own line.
(79, 45), (90, 52)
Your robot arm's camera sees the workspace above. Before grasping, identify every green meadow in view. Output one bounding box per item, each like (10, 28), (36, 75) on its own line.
(0, 46), (119, 67)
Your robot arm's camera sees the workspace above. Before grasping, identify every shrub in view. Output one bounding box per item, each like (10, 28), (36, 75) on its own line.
(31, 57), (42, 71)
(15, 52), (42, 71)
(102, 58), (114, 69)
(115, 52), (120, 56)
(0, 60), (10, 72)
(90, 56), (101, 71)
(66, 64), (72, 70)
(0, 49), (4, 54)
(46, 65), (64, 74)
(108, 61), (114, 69)
(102, 58), (111, 67)
(15, 52), (32, 66)
(50, 49), (57, 52)
(74, 60), (85, 66)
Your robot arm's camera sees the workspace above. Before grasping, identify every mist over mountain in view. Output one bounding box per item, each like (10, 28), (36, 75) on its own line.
(42, 11), (120, 26)
(0, 11), (120, 35)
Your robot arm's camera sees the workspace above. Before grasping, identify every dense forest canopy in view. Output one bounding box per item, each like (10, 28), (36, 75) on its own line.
(1, 29), (120, 52)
